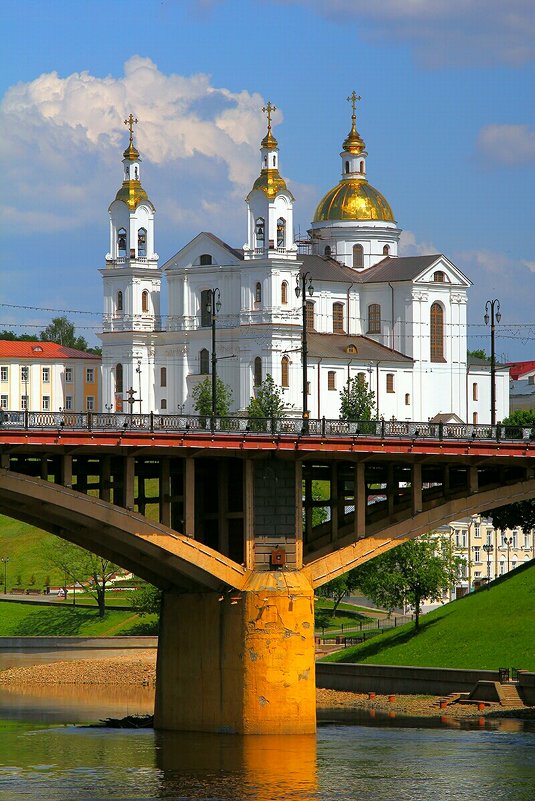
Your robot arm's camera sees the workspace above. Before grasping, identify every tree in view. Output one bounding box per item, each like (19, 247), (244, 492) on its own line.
(191, 376), (232, 421)
(316, 570), (360, 617)
(42, 537), (121, 617)
(131, 582), (162, 617)
(40, 316), (89, 351)
(246, 374), (285, 431)
(467, 349), (489, 361)
(339, 376), (376, 422)
(0, 330), (35, 341)
(352, 534), (464, 630)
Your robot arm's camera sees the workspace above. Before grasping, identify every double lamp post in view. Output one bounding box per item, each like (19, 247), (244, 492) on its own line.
(295, 272), (314, 433)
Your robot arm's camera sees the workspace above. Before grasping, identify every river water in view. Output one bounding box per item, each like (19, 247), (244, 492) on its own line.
(0, 655), (534, 801)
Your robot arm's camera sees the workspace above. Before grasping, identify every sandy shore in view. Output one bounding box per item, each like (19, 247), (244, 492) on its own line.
(1, 653), (533, 721)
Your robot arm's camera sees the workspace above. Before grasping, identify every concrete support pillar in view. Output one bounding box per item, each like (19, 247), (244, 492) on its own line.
(244, 458), (255, 570)
(184, 457), (195, 537)
(100, 456), (111, 502)
(154, 571), (316, 735)
(354, 461), (366, 538)
(387, 464), (395, 516)
(468, 465), (478, 495)
(61, 454), (72, 488)
(412, 462), (422, 514)
(159, 457), (170, 526)
(124, 456), (135, 511)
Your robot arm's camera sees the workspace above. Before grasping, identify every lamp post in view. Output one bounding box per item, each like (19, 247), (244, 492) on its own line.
(484, 299), (501, 426)
(503, 535), (513, 573)
(207, 288), (222, 422)
(1, 557), (9, 594)
(295, 272), (314, 432)
(483, 543), (493, 585)
(136, 360), (142, 414)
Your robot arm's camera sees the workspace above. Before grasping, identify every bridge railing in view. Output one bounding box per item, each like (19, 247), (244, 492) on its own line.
(0, 410), (534, 443)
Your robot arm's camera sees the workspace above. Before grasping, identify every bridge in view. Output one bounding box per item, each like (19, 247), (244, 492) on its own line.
(1, 412), (534, 734)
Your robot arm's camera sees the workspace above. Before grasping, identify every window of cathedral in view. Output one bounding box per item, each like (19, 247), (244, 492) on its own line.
(199, 254), (212, 266)
(473, 382), (478, 401)
(307, 381), (311, 395)
(142, 290), (149, 313)
(353, 244), (364, 268)
(306, 301), (315, 332)
(345, 161), (350, 174)
(333, 302), (344, 333)
(405, 393), (410, 405)
(117, 291), (123, 312)
(324, 245), (331, 257)
(160, 367), (167, 388)
(255, 218), (265, 249)
(161, 399), (167, 410)
(473, 412), (478, 425)
(255, 282), (262, 303)
(117, 228), (127, 257)
(138, 228), (147, 258)
(328, 371), (336, 391)
(116, 364), (123, 394)
(254, 357), (262, 387)
(277, 218), (286, 249)
(281, 355), (290, 387)
(386, 373), (395, 393)
(200, 290), (212, 327)
(430, 302), (445, 362)
(383, 244), (390, 256)
(360, 161), (364, 174)
(281, 281), (288, 305)
(367, 303), (381, 334)
(200, 348), (210, 375)
(345, 344), (358, 354)
(433, 271), (445, 282)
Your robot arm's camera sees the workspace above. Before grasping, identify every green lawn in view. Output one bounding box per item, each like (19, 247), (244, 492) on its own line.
(0, 601), (157, 636)
(322, 561), (535, 671)
(0, 515), (62, 589)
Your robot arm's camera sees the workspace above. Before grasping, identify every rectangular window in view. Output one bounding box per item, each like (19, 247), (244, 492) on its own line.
(1, 366), (8, 382)
(21, 395), (28, 410)
(306, 381), (311, 395)
(327, 371), (336, 391)
(386, 373), (394, 393)
(21, 366), (29, 382)
(160, 367), (167, 387)
(86, 396), (94, 411)
(65, 396), (73, 410)
(474, 547), (480, 563)
(305, 301), (315, 332)
(200, 289), (212, 328)
(333, 303), (344, 333)
(524, 532), (531, 549)
(42, 396), (50, 411)
(473, 412), (478, 425)
(472, 382), (478, 401)
(0, 395), (7, 409)
(86, 368), (94, 383)
(161, 399), (167, 410)
(65, 368), (73, 383)
(42, 368), (50, 383)
(474, 523), (480, 537)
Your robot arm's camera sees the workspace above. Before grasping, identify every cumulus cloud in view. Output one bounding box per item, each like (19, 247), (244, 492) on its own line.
(399, 230), (439, 257)
(0, 56), (279, 236)
(477, 124), (535, 166)
(280, 0), (535, 67)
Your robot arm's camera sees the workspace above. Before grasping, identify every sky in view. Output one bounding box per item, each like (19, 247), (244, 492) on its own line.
(1, 0), (534, 361)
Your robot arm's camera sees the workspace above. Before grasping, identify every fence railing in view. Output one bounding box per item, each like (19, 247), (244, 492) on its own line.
(0, 410), (534, 443)
(315, 614), (414, 644)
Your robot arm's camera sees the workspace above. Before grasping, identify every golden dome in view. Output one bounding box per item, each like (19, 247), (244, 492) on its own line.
(115, 180), (149, 210)
(248, 169), (294, 201)
(261, 128), (278, 150)
(123, 141), (140, 161)
(313, 179), (395, 222)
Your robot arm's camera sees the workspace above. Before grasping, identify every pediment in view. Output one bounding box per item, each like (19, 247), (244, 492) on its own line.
(162, 232), (243, 271)
(415, 256), (471, 288)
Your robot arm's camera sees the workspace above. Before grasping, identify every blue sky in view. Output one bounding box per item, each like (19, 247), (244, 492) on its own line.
(1, 0), (534, 360)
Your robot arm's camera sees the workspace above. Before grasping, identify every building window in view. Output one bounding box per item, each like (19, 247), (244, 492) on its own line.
(65, 396), (73, 410)
(0, 367), (7, 382)
(42, 368), (50, 383)
(307, 381), (311, 395)
(138, 228), (147, 257)
(474, 547), (481, 563)
(276, 218), (286, 248)
(42, 396), (50, 411)
(116, 364), (123, 394)
(472, 383), (478, 402)
(65, 368), (73, 383)
(200, 348), (210, 375)
(254, 357), (262, 387)
(281, 281), (288, 305)
(21, 395), (28, 410)
(199, 254), (212, 266)
(0, 395), (7, 409)
(405, 393), (410, 405)
(386, 373), (394, 393)
(200, 289), (212, 327)
(524, 531), (531, 549)
(327, 371), (336, 391)
(117, 228), (127, 257)
(433, 271), (445, 282)
(367, 304), (381, 334)
(474, 522), (480, 537)
(333, 302), (344, 333)
(360, 161), (364, 174)
(21, 366), (29, 383)
(353, 243), (364, 268)
(255, 282), (262, 303)
(86, 368), (94, 383)
(160, 367), (167, 387)
(255, 218), (265, 248)
(345, 161), (350, 174)
(306, 301), (315, 331)
(86, 396), (95, 411)
(473, 412), (478, 425)
(142, 289), (149, 313)
(161, 399), (167, 410)
(281, 355), (290, 388)
(383, 244), (390, 256)
(430, 302), (445, 362)
(117, 291), (123, 311)
(324, 245), (331, 257)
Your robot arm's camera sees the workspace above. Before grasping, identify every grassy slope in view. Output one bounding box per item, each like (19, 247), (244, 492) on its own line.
(0, 516), (63, 588)
(323, 562), (535, 671)
(0, 601), (157, 636)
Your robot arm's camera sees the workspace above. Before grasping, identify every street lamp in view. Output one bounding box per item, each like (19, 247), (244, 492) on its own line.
(207, 288), (222, 422)
(1, 557), (9, 594)
(503, 535), (513, 573)
(484, 299), (501, 426)
(295, 272), (314, 432)
(483, 543), (493, 586)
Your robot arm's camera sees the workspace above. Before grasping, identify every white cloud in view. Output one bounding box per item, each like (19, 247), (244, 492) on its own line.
(398, 230), (438, 257)
(280, 0), (535, 67)
(477, 124), (535, 166)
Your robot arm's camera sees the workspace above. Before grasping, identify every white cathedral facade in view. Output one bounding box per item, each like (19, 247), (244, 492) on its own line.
(99, 103), (509, 424)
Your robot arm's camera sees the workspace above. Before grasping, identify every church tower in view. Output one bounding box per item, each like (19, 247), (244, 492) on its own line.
(100, 115), (161, 412)
(310, 93), (401, 269)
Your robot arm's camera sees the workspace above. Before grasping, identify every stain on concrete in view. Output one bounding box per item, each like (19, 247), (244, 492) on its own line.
(298, 668), (310, 681)
(248, 648), (258, 662)
(258, 695), (269, 705)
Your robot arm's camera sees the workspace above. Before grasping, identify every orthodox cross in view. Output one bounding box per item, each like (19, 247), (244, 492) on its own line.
(262, 101), (276, 131)
(347, 91), (361, 124)
(124, 114), (138, 145)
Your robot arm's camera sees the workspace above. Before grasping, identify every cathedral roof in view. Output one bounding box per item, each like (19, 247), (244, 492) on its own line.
(313, 180), (394, 223)
(356, 255), (443, 282)
(307, 333), (413, 363)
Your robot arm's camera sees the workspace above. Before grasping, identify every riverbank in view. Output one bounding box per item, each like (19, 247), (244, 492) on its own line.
(1, 653), (533, 721)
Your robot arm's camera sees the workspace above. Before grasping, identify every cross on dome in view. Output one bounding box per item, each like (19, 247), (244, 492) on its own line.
(261, 100), (278, 150)
(124, 114), (138, 145)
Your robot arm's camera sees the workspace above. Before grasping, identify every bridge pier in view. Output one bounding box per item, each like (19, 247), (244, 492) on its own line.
(154, 571), (317, 734)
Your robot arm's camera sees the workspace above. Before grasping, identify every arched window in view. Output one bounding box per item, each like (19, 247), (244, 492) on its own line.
(273, 155), (277, 167)
(281, 355), (290, 388)
(255, 218), (265, 249)
(115, 363), (123, 394)
(255, 282), (262, 303)
(360, 161), (365, 174)
(353, 243), (364, 268)
(160, 367), (167, 387)
(306, 301), (315, 332)
(383, 244), (390, 256)
(473, 412), (478, 425)
(254, 357), (262, 387)
(200, 348), (210, 375)
(141, 289), (149, 313)
(324, 245), (331, 257)
(433, 271), (445, 282)
(345, 161), (350, 174)
(405, 393), (410, 406)
(430, 302), (445, 362)
(138, 228), (147, 257)
(200, 289), (211, 327)
(333, 302), (344, 333)
(367, 304), (381, 334)
(117, 291), (123, 312)
(386, 374), (395, 393)
(473, 382), (478, 401)
(281, 281), (288, 305)
(200, 254), (212, 266)
(327, 371), (336, 391)
(117, 228), (127, 257)
(277, 217), (286, 248)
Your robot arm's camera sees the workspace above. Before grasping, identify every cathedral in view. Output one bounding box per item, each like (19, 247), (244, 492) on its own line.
(99, 101), (509, 425)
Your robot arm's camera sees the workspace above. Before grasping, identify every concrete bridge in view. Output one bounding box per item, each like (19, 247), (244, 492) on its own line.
(0, 413), (533, 733)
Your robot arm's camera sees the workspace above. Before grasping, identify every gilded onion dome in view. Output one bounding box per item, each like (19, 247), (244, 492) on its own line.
(313, 180), (394, 222)
(114, 114), (152, 211)
(247, 100), (294, 201)
(115, 181), (149, 210)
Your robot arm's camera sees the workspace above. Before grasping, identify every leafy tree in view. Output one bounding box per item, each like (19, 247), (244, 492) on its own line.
(468, 349), (489, 361)
(192, 376), (233, 420)
(352, 534), (463, 630)
(316, 570), (360, 617)
(339, 376), (376, 421)
(131, 582), (162, 617)
(40, 316), (89, 351)
(0, 330), (35, 341)
(246, 374), (285, 431)
(42, 537), (121, 617)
